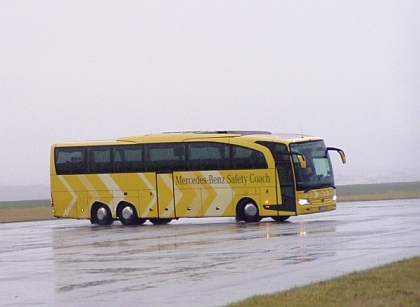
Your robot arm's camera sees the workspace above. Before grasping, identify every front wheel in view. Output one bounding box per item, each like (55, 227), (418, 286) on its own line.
(236, 199), (261, 223)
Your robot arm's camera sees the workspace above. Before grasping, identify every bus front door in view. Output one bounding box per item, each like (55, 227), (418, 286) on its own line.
(277, 164), (296, 214)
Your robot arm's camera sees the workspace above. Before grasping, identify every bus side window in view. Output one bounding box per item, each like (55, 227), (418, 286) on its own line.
(112, 148), (124, 172)
(55, 147), (86, 175)
(188, 142), (223, 171)
(88, 146), (111, 174)
(113, 145), (143, 173)
(145, 143), (186, 172)
(231, 145), (267, 169)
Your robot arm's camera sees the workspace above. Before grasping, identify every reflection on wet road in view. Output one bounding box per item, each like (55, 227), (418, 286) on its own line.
(1, 199), (420, 307)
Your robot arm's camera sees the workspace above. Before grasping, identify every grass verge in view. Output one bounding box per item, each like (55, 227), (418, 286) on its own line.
(0, 199), (51, 223)
(227, 256), (420, 307)
(336, 181), (420, 202)
(0, 205), (52, 223)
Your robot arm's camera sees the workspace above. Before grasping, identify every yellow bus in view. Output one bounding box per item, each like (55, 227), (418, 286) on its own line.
(50, 131), (346, 226)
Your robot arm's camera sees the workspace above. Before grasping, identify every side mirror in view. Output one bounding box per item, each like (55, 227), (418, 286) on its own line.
(327, 147), (346, 164)
(275, 151), (307, 168)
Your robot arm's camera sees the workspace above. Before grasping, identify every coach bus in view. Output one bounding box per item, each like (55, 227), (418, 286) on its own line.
(50, 131), (346, 226)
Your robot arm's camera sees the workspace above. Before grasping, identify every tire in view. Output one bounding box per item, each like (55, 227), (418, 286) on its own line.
(236, 198), (261, 223)
(271, 216), (290, 222)
(149, 218), (172, 225)
(93, 204), (114, 226)
(118, 203), (138, 226)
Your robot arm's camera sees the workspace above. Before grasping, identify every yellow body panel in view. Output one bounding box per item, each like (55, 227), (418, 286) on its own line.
(51, 172), (159, 219)
(157, 174), (175, 218)
(50, 131), (342, 223)
(296, 188), (336, 215)
(51, 169), (283, 219)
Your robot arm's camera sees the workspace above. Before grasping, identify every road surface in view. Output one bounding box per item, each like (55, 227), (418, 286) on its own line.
(1, 199), (419, 307)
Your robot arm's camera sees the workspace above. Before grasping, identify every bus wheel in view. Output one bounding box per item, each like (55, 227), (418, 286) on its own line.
(237, 199), (261, 223)
(94, 204), (113, 226)
(271, 216), (290, 222)
(149, 218), (172, 225)
(119, 203), (138, 226)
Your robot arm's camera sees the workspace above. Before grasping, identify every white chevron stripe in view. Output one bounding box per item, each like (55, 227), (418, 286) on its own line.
(98, 174), (125, 216)
(78, 175), (100, 200)
(204, 171), (235, 216)
(58, 175), (76, 217)
(139, 173), (157, 214)
(160, 174), (175, 217)
(139, 173), (154, 190)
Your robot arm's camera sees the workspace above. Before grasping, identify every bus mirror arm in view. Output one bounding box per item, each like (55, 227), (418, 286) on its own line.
(327, 147), (346, 164)
(275, 151), (307, 169)
(296, 154), (307, 169)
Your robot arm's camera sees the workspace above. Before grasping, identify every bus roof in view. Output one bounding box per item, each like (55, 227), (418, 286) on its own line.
(117, 131), (323, 144)
(53, 131), (323, 147)
(240, 133), (323, 144)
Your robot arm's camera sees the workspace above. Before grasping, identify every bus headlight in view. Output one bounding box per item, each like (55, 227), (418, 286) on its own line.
(333, 195), (337, 201)
(298, 198), (310, 206)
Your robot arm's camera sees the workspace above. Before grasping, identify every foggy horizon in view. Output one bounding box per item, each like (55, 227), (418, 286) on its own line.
(1, 1), (419, 186)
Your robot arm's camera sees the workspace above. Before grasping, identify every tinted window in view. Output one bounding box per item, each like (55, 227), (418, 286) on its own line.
(54, 142), (267, 175)
(88, 146), (111, 173)
(231, 145), (267, 169)
(113, 145), (144, 173)
(290, 141), (334, 190)
(257, 141), (290, 163)
(55, 147), (86, 174)
(145, 143), (186, 172)
(188, 142), (230, 170)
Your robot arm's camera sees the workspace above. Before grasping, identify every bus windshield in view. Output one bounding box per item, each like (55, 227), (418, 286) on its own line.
(290, 141), (335, 191)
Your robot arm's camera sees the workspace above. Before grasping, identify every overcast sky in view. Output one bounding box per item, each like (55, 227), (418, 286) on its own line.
(1, 1), (419, 186)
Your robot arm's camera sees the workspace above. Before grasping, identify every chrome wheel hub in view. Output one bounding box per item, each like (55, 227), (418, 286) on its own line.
(121, 207), (134, 220)
(97, 207), (108, 221)
(244, 203), (257, 216)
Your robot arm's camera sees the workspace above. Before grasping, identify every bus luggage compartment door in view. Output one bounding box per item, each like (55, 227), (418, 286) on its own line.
(156, 173), (176, 218)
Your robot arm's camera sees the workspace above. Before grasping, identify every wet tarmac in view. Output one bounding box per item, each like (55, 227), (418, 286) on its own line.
(1, 199), (420, 307)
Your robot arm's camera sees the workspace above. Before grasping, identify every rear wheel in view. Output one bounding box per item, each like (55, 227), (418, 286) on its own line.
(149, 218), (172, 225)
(271, 216), (290, 222)
(236, 198), (261, 223)
(93, 204), (114, 226)
(119, 203), (138, 226)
